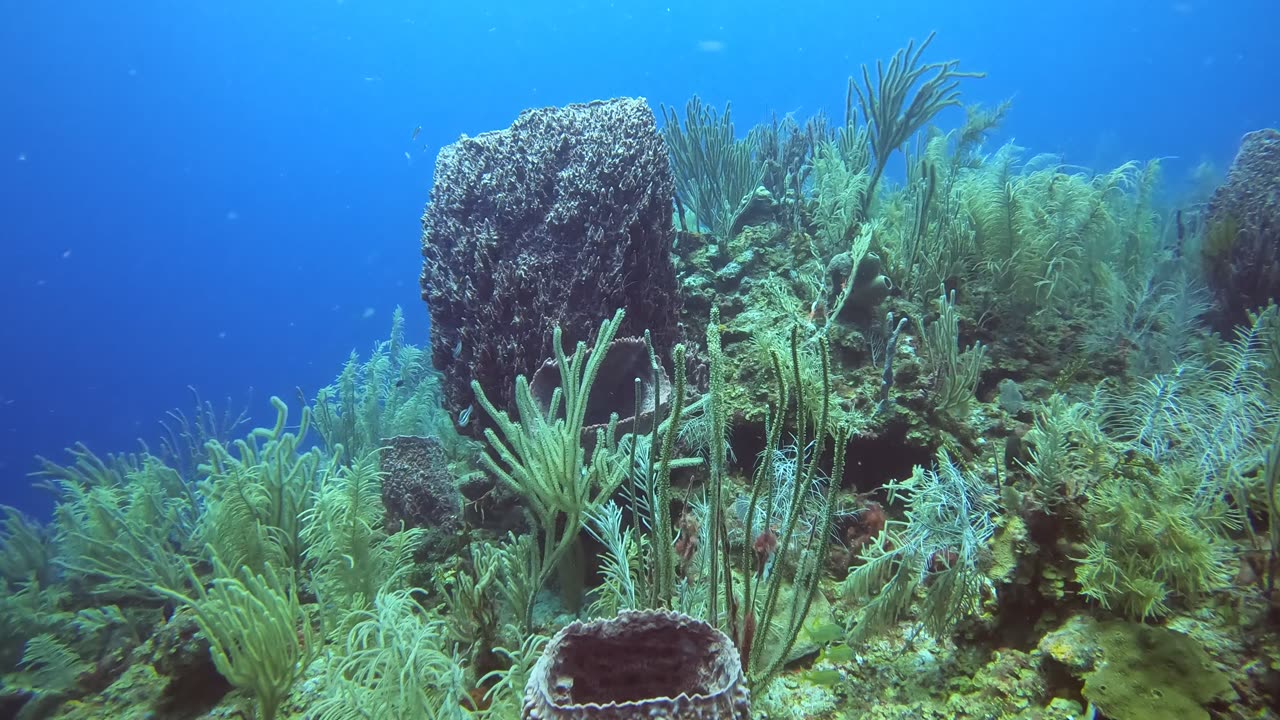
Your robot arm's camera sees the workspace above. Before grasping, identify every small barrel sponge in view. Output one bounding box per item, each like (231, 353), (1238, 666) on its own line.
(523, 610), (750, 720)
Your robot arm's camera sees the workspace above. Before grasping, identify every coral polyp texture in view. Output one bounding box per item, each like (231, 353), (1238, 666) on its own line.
(419, 97), (682, 421)
(522, 610), (750, 720)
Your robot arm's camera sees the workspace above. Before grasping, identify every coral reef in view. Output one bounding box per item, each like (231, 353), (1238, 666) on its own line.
(8, 34), (1280, 720)
(522, 609), (750, 719)
(420, 97), (682, 422)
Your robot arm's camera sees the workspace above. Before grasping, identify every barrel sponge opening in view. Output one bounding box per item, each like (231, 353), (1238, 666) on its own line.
(523, 610), (750, 719)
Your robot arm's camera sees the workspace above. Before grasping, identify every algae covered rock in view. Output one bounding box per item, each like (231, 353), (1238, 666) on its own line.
(1040, 617), (1234, 720)
(1083, 621), (1234, 720)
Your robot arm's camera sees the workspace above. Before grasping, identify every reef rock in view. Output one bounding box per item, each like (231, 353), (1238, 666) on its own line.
(1205, 128), (1280, 327)
(523, 609), (750, 720)
(420, 97), (682, 424)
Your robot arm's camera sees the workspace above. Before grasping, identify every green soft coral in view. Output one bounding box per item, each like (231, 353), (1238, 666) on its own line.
(198, 396), (323, 576)
(40, 451), (197, 598)
(159, 555), (320, 720)
(310, 306), (467, 464)
(1074, 460), (1233, 619)
(301, 450), (425, 632)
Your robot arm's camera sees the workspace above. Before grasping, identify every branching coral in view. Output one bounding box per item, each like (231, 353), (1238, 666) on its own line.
(198, 396), (324, 576)
(725, 327), (850, 693)
(1019, 394), (1111, 508)
(1098, 306), (1278, 502)
(4, 633), (90, 700)
(302, 450), (425, 630)
(585, 500), (645, 617)
(0, 506), (53, 588)
(1038, 308), (1277, 616)
(40, 451), (198, 598)
(850, 31), (985, 215)
(471, 310), (635, 618)
(810, 139), (870, 259)
(1073, 460), (1233, 619)
(841, 450), (996, 643)
(157, 386), (251, 483)
(159, 556), (320, 720)
(313, 588), (480, 720)
(923, 290), (986, 418)
(956, 147), (1170, 332)
(310, 306), (464, 463)
(661, 96), (764, 240)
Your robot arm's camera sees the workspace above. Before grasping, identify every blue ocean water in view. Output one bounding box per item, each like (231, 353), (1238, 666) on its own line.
(0, 0), (1276, 517)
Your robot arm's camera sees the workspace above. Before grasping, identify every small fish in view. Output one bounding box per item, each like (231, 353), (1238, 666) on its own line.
(805, 669), (842, 686)
(394, 379), (405, 388)
(808, 622), (845, 645)
(457, 405), (473, 428)
(1172, 209), (1185, 258)
(452, 339), (463, 359)
(404, 151), (412, 161)
(411, 125), (421, 141)
(822, 643), (854, 664)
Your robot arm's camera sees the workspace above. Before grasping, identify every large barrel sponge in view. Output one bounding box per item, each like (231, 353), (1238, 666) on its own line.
(1205, 128), (1280, 327)
(420, 97), (681, 421)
